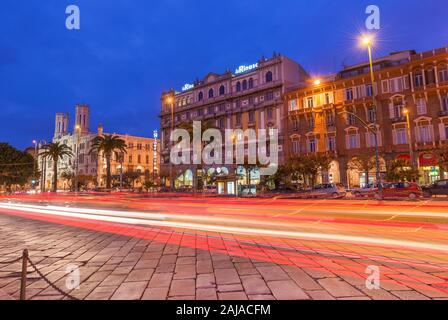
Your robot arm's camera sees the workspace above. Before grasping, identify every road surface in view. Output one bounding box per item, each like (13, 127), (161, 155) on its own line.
(0, 193), (447, 300)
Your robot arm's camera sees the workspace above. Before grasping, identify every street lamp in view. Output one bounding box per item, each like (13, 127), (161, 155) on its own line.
(118, 152), (124, 190)
(403, 108), (415, 167)
(74, 125), (81, 192)
(167, 97), (175, 192)
(360, 34), (383, 199)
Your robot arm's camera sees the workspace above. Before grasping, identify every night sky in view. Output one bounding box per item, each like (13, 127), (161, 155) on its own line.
(1, 0), (447, 150)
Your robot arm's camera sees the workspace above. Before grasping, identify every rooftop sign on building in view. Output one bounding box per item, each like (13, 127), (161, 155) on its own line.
(235, 63), (258, 75)
(182, 83), (195, 91)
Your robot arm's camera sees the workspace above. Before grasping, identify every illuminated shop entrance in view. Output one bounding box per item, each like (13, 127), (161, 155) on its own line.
(419, 153), (440, 185)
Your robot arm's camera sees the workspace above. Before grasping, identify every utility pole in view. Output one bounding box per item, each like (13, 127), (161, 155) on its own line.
(403, 108), (416, 168)
(361, 35), (383, 199)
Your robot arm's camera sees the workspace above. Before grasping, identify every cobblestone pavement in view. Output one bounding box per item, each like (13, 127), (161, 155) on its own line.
(0, 213), (447, 300)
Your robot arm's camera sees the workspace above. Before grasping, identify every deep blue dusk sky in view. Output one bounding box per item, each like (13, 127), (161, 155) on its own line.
(1, 0), (447, 150)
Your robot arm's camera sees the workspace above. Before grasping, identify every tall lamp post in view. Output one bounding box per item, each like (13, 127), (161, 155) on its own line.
(74, 125), (81, 192)
(167, 97), (174, 192)
(361, 35), (383, 199)
(403, 108), (415, 167)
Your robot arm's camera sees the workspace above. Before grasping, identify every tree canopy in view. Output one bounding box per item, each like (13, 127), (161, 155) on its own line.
(0, 143), (35, 188)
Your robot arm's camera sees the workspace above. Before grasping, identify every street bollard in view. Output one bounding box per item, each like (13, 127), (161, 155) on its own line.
(20, 249), (28, 300)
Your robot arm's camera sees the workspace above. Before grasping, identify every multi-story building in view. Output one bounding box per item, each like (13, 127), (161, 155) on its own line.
(159, 53), (309, 191)
(285, 46), (448, 188)
(40, 104), (160, 190)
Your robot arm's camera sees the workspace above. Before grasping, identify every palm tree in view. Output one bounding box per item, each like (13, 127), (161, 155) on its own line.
(40, 142), (73, 192)
(89, 135), (127, 189)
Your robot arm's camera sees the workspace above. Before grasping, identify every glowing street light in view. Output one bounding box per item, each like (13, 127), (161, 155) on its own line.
(167, 96), (175, 191)
(74, 124), (81, 192)
(362, 36), (372, 46)
(360, 34), (383, 199)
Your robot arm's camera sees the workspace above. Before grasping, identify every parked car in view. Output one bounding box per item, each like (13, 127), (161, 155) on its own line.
(352, 183), (379, 198)
(301, 183), (347, 199)
(368, 182), (422, 200)
(422, 180), (448, 197)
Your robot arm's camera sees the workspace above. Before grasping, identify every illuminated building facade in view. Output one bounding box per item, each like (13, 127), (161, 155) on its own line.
(40, 105), (160, 190)
(286, 46), (448, 187)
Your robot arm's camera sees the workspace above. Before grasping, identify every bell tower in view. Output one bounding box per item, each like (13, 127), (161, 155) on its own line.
(75, 104), (90, 135)
(54, 112), (69, 138)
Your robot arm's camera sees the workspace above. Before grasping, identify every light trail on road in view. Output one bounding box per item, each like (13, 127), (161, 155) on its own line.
(1, 201), (448, 254)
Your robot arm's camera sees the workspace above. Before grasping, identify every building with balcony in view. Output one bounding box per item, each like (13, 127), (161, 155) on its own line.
(285, 46), (448, 188)
(159, 53), (309, 192)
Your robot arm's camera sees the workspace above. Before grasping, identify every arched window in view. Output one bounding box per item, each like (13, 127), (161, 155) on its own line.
(248, 78), (254, 89)
(198, 92), (203, 101)
(219, 85), (225, 96)
(208, 88), (214, 98)
(242, 80), (248, 90)
(266, 71), (273, 83)
(236, 82), (241, 92)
